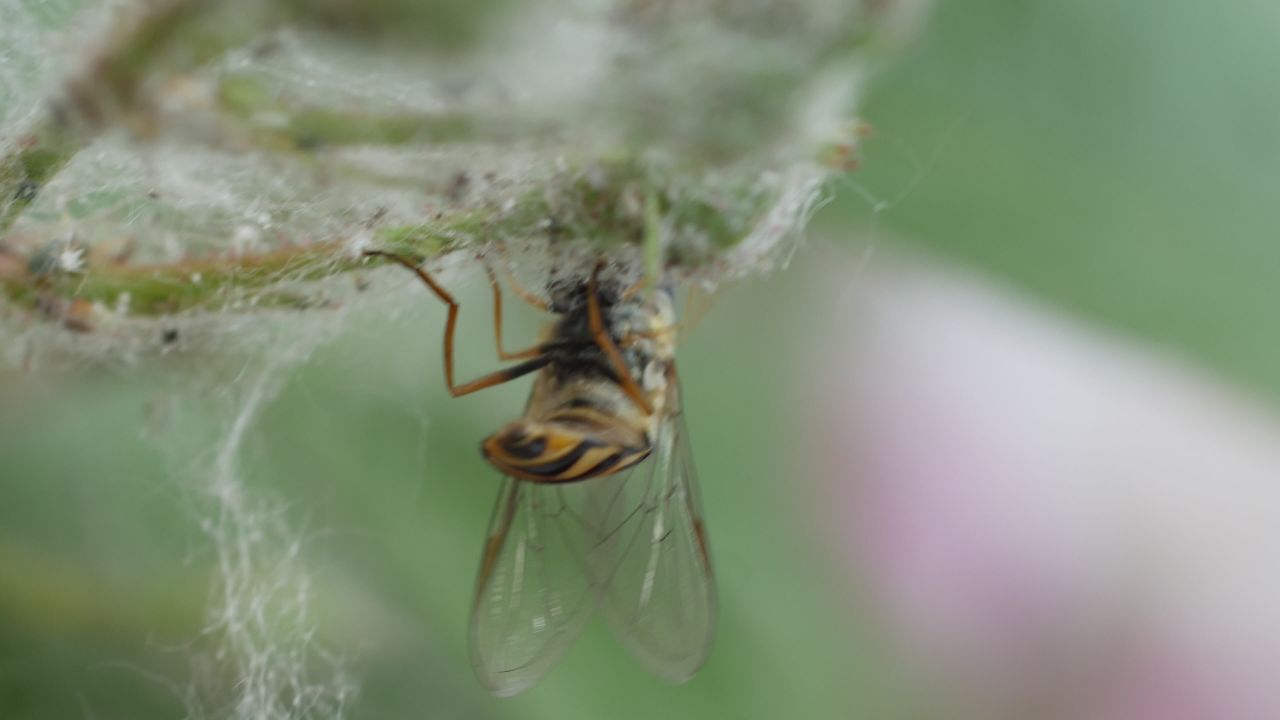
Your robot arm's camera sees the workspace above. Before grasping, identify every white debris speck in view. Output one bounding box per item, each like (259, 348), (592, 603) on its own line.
(57, 245), (85, 273)
(346, 228), (373, 260)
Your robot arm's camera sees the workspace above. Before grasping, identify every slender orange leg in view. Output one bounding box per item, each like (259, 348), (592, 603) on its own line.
(586, 260), (654, 415)
(490, 246), (552, 311)
(365, 250), (548, 396)
(620, 276), (647, 301)
(501, 265), (552, 312)
(481, 261), (544, 361)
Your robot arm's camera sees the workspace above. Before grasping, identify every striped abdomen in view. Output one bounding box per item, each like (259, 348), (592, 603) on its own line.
(481, 420), (650, 483)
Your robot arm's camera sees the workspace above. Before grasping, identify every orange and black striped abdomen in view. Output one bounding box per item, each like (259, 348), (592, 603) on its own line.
(482, 423), (650, 483)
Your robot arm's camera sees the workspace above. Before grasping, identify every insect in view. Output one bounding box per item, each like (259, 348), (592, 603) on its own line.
(367, 250), (716, 696)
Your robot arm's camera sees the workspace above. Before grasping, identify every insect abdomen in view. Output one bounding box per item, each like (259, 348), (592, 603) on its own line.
(482, 424), (650, 483)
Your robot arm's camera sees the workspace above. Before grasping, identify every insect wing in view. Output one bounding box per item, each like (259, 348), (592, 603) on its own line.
(469, 477), (606, 696)
(588, 409), (717, 683)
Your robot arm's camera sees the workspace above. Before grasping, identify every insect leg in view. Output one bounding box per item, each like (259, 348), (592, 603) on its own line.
(366, 250), (549, 396)
(500, 265), (553, 312)
(481, 260), (546, 361)
(449, 356), (551, 396)
(587, 260), (654, 415)
(491, 245), (553, 312)
(620, 276), (647, 301)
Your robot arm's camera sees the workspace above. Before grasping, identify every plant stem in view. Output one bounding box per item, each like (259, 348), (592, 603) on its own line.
(1, 157), (790, 320)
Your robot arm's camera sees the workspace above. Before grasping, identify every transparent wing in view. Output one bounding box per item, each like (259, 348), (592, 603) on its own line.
(468, 477), (610, 696)
(587, 407), (717, 683)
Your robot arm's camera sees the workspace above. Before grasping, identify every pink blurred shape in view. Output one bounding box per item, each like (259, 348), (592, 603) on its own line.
(809, 251), (1280, 720)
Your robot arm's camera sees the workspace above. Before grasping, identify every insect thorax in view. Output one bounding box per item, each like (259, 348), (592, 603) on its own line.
(480, 284), (677, 483)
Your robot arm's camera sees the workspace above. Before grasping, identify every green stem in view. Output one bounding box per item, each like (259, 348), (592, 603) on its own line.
(0, 158), (788, 320)
(2, 226), (448, 319)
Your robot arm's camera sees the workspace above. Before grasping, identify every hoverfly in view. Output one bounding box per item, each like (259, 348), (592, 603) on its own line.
(366, 250), (716, 696)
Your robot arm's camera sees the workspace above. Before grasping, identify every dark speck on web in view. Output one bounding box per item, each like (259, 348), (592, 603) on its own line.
(14, 180), (38, 203)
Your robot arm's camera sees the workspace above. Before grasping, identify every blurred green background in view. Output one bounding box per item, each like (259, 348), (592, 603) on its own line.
(3, 0), (1280, 717)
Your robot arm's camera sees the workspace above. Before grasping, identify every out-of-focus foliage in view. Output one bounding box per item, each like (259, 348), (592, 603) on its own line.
(831, 0), (1280, 399)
